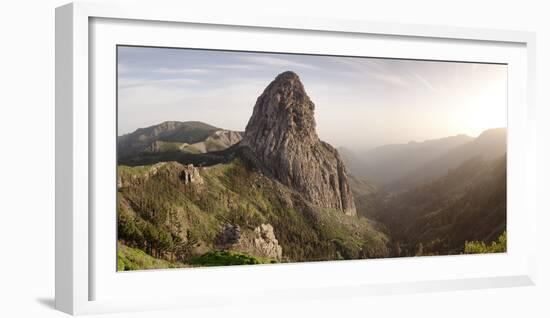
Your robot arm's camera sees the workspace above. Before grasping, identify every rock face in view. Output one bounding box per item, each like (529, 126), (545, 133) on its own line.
(209, 130), (243, 146)
(219, 223), (242, 245)
(250, 223), (283, 261)
(241, 71), (356, 216)
(180, 164), (203, 185)
(190, 130), (243, 153)
(218, 223), (283, 261)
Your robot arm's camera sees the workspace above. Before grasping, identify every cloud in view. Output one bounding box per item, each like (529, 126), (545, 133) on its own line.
(117, 46), (506, 148)
(320, 57), (410, 87)
(370, 73), (409, 87)
(118, 77), (202, 89)
(214, 64), (259, 71)
(336, 58), (388, 73)
(410, 72), (437, 92)
(237, 55), (321, 70)
(117, 63), (132, 75)
(152, 68), (211, 75)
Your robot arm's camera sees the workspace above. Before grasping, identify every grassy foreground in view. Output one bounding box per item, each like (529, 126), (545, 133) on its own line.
(117, 244), (181, 271)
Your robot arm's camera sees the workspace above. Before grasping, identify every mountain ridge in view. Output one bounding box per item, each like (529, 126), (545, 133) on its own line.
(390, 127), (506, 190)
(116, 70), (507, 270)
(342, 134), (475, 184)
(118, 120), (243, 159)
(340, 128), (506, 191)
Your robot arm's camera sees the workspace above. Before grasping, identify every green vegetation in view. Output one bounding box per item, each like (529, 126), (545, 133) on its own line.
(117, 164), (151, 176)
(117, 147), (231, 167)
(190, 250), (275, 266)
(149, 141), (201, 154)
(372, 155), (507, 256)
(464, 231), (506, 254)
(117, 157), (390, 270)
(347, 175), (382, 219)
(182, 144), (202, 154)
(117, 244), (181, 271)
(117, 151), (506, 270)
(118, 163), (217, 263)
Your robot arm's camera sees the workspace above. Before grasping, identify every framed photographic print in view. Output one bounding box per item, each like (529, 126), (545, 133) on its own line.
(55, 1), (537, 315)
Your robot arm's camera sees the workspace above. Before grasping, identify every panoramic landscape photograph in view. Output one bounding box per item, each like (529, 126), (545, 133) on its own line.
(116, 46), (507, 271)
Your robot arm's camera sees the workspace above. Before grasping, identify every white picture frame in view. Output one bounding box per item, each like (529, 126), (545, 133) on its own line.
(55, 1), (537, 315)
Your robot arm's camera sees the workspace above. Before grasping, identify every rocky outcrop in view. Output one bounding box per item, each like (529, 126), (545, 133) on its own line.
(218, 223), (283, 261)
(252, 223), (283, 260)
(117, 162), (203, 188)
(209, 130), (243, 146)
(179, 164), (204, 185)
(219, 223), (242, 245)
(241, 71), (356, 216)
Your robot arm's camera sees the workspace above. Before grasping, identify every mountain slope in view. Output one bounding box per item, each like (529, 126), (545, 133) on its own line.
(191, 130), (243, 153)
(390, 128), (506, 190)
(346, 175), (382, 220)
(117, 159), (389, 266)
(342, 134), (474, 185)
(118, 121), (242, 159)
(378, 155), (506, 256)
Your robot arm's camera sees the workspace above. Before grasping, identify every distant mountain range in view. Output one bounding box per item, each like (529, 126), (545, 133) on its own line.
(341, 128), (507, 191)
(118, 121), (243, 159)
(116, 71), (506, 271)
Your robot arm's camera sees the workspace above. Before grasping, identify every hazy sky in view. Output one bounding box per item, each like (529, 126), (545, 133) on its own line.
(118, 46), (507, 150)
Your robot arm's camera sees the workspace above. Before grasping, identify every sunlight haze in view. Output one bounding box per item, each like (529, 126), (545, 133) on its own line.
(118, 46), (507, 150)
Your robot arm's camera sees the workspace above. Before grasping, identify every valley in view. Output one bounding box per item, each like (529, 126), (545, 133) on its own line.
(116, 71), (507, 270)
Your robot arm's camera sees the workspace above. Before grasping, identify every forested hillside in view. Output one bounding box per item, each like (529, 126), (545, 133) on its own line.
(116, 71), (507, 271)
(373, 155), (506, 256)
(117, 158), (389, 269)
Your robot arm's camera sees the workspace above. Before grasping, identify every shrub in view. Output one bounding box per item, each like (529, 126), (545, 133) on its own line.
(189, 250), (274, 266)
(464, 231), (506, 254)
